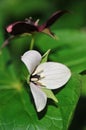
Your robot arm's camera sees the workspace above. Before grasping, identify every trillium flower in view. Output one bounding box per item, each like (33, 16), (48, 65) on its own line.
(6, 10), (67, 38)
(21, 50), (71, 112)
(1, 10), (67, 49)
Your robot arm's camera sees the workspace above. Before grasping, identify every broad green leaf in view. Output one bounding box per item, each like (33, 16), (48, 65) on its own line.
(57, 73), (81, 130)
(0, 73), (81, 130)
(36, 30), (86, 73)
(81, 75), (86, 96)
(0, 30), (81, 130)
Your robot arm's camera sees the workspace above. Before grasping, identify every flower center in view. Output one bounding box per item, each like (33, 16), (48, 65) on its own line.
(30, 70), (45, 85)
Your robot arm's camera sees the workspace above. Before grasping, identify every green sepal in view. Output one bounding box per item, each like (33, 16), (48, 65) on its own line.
(41, 49), (51, 63)
(42, 87), (58, 103)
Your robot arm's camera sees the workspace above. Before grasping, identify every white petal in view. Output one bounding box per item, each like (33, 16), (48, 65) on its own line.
(35, 62), (71, 89)
(30, 82), (47, 112)
(21, 50), (42, 74)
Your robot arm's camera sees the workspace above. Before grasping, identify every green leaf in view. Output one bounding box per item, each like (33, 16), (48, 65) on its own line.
(57, 73), (81, 130)
(0, 30), (81, 130)
(36, 30), (86, 73)
(0, 73), (81, 130)
(81, 75), (86, 96)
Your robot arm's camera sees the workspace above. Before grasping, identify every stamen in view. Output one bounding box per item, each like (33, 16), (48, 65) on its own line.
(30, 73), (45, 85)
(25, 17), (33, 24)
(34, 19), (40, 26)
(31, 78), (38, 82)
(30, 74), (40, 82)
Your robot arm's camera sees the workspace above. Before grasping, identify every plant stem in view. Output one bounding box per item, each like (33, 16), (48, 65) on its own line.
(29, 36), (34, 50)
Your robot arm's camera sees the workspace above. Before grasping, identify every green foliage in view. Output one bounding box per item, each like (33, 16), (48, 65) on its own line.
(81, 75), (86, 96)
(0, 65), (81, 130)
(0, 0), (86, 129)
(0, 29), (82, 130)
(36, 30), (86, 73)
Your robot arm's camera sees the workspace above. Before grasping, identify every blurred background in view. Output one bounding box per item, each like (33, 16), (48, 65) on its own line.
(0, 0), (86, 130)
(0, 0), (86, 29)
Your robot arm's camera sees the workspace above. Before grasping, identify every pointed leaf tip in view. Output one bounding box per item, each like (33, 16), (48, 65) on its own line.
(41, 49), (51, 63)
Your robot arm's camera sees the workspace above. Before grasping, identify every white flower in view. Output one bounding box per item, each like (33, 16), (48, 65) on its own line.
(21, 50), (71, 112)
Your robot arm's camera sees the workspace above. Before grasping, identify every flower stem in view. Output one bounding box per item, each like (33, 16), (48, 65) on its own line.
(29, 36), (34, 50)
